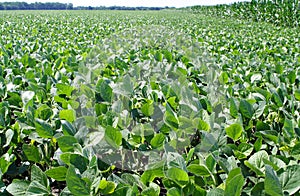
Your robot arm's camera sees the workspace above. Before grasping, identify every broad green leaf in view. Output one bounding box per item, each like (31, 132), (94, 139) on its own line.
(22, 144), (40, 162)
(141, 101), (154, 117)
(154, 51), (163, 62)
(251, 73), (262, 83)
(61, 120), (77, 136)
(291, 142), (300, 155)
(219, 71), (229, 84)
(244, 150), (269, 176)
(141, 167), (164, 185)
(229, 98), (238, 118)
(251, 182), (264, 196)
(187, 164), (210, 177)
(141, 183), (160, 196)
(6, 179), (30, 196)
(287, 71), (296, 84)
(283, 118), (294, 141)
(167, 96), (178, 111)
(164, 103), (179, 129)
(66, 165), (90, 196)
(70, 153), (89, 173)
(31, 165), (48, 187)
(167, 187), (181, 196)
(278, 165), (300, 195)
(59, 109), (76, 123)
(225, 123), (243, 141)
(45, 166), (68, 181)
(265, 165), (282, 196)
(166, 167), (189, 187)
(105, 125), (122, 149)
(99, 179), (116, 195)
(272, 92), (283, 107)
(35, 119), (53, 138)
(21, 91), (35, 106)
(150, 133), (165, 149)
(57, 136), (78, 153)
(27, 181), (50, 196)
(254, 137), (263, 152)
(96, 79), (113, 103)
(198, 120), (210, 131)
(225, 167), (244, 196)
(207, 188), (224, 196)
(239, 99), (254, 119)
(60, 153), (71, 165)
(35, 104), (53, 120)
(56, 83), (74, 97)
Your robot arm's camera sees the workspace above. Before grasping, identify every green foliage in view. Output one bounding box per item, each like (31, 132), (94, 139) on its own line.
(0, 8), (299, 196)
(191, 0), (300, 27)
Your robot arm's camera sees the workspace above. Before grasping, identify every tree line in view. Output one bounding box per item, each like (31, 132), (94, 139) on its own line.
(0, 2), (170, 10)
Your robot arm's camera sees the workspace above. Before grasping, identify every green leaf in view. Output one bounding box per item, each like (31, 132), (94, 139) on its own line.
(291, 142), (300, 155)
(45, 166), (68, 181)
(239, 99), (254, 119)
(66, 165), (90, 196)
(187, 164), (210, 177)
(244, 150), (269, 176)
(6, 179), (30, 196)
(22, 144), (40, 163)
(105, 125), (122, 149)
(229, 98), (238, 118)
(21, 91), (35, 106)
(278, 165), (300, 195)
(295, 90), (300, 101)
(150, 133), (165, 149)
(198, 120), (210, 131)
(59, 109), (76, 123)
(31, 165), (48, 187)
(154, 51), (163, 62)
(99, 179), (116, 195)
(141, 167), (164, 185)
(251, 73), (262, 83)
(96, 79), (113, 103)
(251, 182), (264, 196)
(60, 153), (71, 165)
(272, 92), (283, 107)
(207, 188), (224, 196)
(225, 167), (244, 196)
(166, 167), (189, 187)
(27, 181), (50, 195)
(167, 187), (181, 196)
(254, 137), (263, 152)
(70, 153), (89, 173)
(61, 120), (77, 136)
(56, 83), (74, 97)
(141, 101), (154, 117)
(4, 129), (14, 148)
(283, 118), (294, 141)
(265, 165), (282, 196)
(225, 123), (243, 141)
(219, 71), (229, 84)
(35, 119), (53, 138)
(35, 104), (53, 120)
(164, 103), (179, 129)
(57, 136), (78, 153)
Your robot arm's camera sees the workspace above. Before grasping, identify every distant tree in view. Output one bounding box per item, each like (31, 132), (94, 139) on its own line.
(66, 3), (73, 10)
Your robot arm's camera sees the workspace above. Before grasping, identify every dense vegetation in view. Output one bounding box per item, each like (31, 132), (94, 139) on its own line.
(0, 1), (299, 195)
(191, 0), (300, 27)
(0, 2), (167, 10)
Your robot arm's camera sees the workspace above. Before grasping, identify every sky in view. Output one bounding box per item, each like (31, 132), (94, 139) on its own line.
(1, 0), (251, 7)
